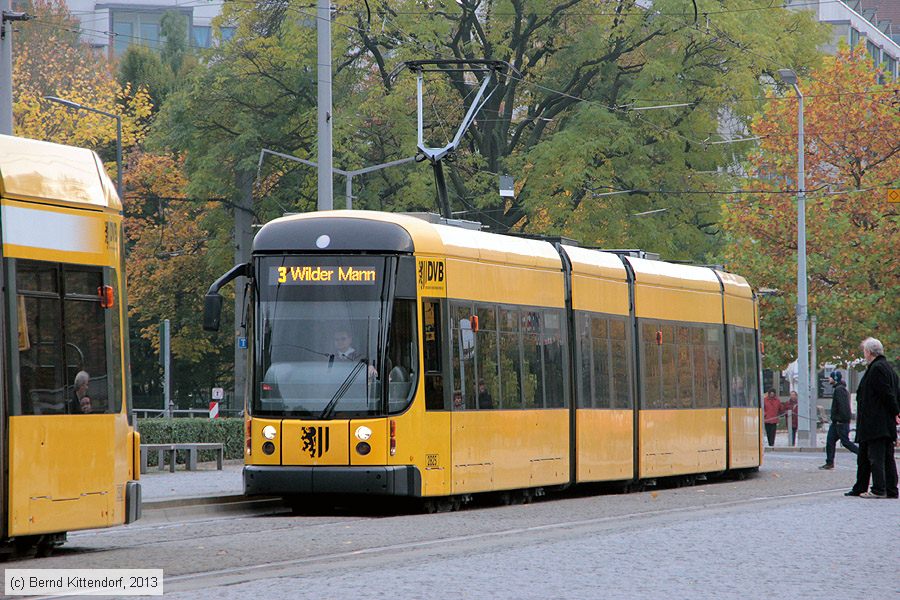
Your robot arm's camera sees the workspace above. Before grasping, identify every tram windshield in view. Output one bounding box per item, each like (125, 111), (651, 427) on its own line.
(255, 255), (418, 419)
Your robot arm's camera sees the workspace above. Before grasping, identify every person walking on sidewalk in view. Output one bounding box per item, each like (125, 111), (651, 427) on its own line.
(764, 389), (780, 447)
(845, 338), (899, 499)
(782, 391), (799, 446)
(820, 371), (858, 469)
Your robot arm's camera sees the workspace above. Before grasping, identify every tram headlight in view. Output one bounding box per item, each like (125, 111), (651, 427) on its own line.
(262, 425), (277, 440)
(354, 426), (372, 441)
(262, 441), (276, 455)
(356, 442), (371, 456)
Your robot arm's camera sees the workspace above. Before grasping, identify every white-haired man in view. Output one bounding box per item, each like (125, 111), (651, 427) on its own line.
(845, 338), (899, 499)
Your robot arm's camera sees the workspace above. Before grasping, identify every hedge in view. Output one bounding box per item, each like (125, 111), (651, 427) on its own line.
(137, 417), (244, 465)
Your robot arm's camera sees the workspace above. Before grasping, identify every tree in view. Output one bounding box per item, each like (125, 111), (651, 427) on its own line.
(123, 152), (236, 405)
(722, 45), (900, 368)
(13, 0), (152, 172)
(342, 0), (826, 259)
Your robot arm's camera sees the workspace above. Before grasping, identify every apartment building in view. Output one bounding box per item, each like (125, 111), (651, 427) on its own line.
(789, 0), (900, 79)
(60, 0), (231, 57)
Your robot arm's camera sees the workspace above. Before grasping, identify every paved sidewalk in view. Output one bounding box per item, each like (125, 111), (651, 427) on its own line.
(140, 459), (244, 503)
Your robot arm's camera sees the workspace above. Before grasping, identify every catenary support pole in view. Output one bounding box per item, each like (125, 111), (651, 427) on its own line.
(316, 0), (333, 210)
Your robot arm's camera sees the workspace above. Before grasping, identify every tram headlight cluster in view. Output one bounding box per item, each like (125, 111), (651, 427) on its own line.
(262, 425), (277, 440)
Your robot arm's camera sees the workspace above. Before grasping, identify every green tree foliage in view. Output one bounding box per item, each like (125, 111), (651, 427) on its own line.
(722, 46), (900, 368)
(344, 0), (827, 259)
(155, 0), (827, 262)
(118, 45), (173, 110)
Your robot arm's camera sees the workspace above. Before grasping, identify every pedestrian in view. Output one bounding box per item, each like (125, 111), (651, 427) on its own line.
(782, 390), (799, 446)
(764, 389), (780, 447)
(845, 338), (899, 499)
(819, 371), (858, 469)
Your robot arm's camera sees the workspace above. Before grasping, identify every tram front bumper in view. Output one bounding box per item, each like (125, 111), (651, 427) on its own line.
(244, 465), (422, 497)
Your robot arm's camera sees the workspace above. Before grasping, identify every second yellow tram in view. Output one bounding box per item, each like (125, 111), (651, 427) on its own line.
(204, 211), (761, 506)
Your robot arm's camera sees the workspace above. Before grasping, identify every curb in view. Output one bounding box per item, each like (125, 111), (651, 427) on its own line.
(141, 494), (283, 518)
(765, 447), (899, 454)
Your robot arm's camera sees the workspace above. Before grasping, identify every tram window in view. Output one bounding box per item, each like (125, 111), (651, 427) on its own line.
(386, 299), (418, 411)
(521, 310), (543, 408)
(727, 326), (740, 406)
(475, 305), (498, 410)
(743, 329), (758, 408)
(676, 342), (693, 408)
(422, 300), (445, 411)
(499, 307), (521, 409)
(543, 309), (565, 408)
(16, 261), (112, 415)
(705, 328), (724, 408)
(609, 318), (631, 409)
(641, 322), (662, 409)
(575, 313), (591, 409)
(451, 302), (476, 409)
(661, 325), (677, 409)
(591, 317), (611, 408)
(693, 342), (708, 408)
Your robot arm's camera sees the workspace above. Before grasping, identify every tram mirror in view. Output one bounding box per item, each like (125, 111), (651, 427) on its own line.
(203, 293), (224, 332)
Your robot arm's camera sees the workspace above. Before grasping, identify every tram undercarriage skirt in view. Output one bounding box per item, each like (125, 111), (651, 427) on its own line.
(243, 465), (422, 496)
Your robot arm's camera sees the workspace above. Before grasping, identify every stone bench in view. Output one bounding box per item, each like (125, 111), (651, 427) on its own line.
(140, 443), (224, 474)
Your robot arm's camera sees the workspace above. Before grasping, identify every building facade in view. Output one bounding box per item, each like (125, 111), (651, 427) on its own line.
(789, 0), (900, 79)
(60, 0), (231, 57)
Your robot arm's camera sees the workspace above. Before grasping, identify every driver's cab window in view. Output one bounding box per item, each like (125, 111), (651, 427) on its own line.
(16, 260), (113, 415)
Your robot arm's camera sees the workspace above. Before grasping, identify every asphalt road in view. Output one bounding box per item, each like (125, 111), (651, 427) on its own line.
(4, 453), (897, 599)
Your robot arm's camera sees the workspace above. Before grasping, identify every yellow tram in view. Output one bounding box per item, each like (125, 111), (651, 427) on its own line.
(204, 211), (761, 506)
(0, 135), (140, 554)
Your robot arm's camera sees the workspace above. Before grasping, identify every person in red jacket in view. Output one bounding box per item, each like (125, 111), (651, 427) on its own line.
(764, 389), (781, 447)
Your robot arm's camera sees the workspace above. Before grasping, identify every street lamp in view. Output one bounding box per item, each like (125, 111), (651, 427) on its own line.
(44, 96), (123, 200)
(777, 68), (813, 447)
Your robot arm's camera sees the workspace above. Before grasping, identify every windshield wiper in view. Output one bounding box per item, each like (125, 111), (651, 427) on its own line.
(319, 359), (367, 420)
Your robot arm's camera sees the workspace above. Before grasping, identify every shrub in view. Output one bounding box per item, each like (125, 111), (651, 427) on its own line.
(137, 417), (243, 464)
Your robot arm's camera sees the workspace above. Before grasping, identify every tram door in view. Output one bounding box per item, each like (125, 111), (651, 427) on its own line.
(421, 299), (451, 496)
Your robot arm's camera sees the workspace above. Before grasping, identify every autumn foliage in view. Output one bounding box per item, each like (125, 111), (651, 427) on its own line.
(723, 46), (900, 367)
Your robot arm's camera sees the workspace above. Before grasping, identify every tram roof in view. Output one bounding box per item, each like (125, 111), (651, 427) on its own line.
(626, 255), (721, 291)
(0, 134), (121, 211)
(254, 211), (562, 269)
(715, 270), (753, 298)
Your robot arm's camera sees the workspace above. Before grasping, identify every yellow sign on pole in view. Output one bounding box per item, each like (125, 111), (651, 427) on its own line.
(888, 189), (900, 203)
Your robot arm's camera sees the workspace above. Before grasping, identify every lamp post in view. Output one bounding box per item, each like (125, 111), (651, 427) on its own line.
(45, 96), (123, 200)
(777, 69), (814, 447)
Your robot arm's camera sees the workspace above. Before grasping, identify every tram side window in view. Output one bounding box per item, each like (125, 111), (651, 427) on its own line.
(575, 312), (591, 409)
(16, 261), (113, 415)
(692, 327), (709, 408)
(498, 307), (522, 409)
(660, 325), (677, 409)
(675, 326), (693, 409)
(743, 330), (760, 408)
(609, 317), (632, 409)
(475, 304), (499, 410)
(704, 327), (724, 408)
(386, 299), (418, 410)
(591, 316), (611, 408)
(543, 309), (566, 408)
(521, 310), (543, 408)
(451, 303), (476, 409)
(423, 300), (445, 411)
(641, 322), (663, 409)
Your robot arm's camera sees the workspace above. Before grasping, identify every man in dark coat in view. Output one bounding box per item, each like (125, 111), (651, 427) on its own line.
(845, 338), (900, 499)
(819, 371), (858, 469)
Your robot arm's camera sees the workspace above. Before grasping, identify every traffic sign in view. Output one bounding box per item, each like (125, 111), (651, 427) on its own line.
(888, 189), (900, 203)
(209, 401), (219, 419)
(211, 387), (224, 400)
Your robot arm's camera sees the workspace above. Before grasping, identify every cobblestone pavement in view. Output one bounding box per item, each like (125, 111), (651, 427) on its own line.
(154, 453), (898, 600)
